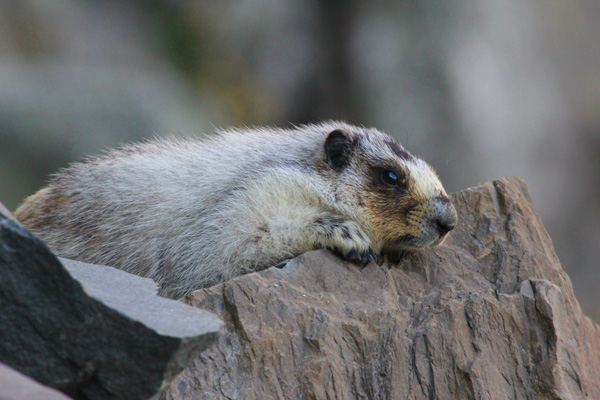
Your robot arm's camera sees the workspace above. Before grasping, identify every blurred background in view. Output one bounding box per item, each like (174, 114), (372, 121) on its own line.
(1, 1), (598, 320)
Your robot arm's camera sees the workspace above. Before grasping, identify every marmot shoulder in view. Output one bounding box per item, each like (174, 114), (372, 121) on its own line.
(15, 121), (457, 299)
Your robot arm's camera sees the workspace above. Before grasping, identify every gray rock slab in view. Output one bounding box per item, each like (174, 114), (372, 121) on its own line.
(0, 362), (73, 400)
(0, 207), (222, 400)
(61, 258), (222, 339)
(0, 201), (18, 224)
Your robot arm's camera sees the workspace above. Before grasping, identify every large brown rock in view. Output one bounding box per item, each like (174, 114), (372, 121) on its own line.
(157, 177), (600, 400)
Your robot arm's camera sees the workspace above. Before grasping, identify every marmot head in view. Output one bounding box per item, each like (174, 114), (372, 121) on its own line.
(321, 123), (457, 255)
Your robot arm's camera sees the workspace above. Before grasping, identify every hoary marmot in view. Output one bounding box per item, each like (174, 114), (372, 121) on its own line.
(15, 122), (457, 299)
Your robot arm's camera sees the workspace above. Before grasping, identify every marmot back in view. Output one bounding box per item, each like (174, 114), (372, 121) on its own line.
(15, 122), (457, 299)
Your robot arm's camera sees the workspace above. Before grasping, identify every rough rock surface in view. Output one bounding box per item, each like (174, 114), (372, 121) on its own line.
(157, 177), (600, 400)
(0, 208), (222, 400)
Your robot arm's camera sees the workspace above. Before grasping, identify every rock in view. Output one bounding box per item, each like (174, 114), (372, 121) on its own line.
(0, 208), (222, 400)
(0, 201), (18, 224)
(61, 258), (222, 345)
(156, 177), (600, 399)
(0, 362), (73, 400)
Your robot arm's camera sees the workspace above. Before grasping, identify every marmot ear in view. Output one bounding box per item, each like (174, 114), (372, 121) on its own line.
(324, 129), (355, 172)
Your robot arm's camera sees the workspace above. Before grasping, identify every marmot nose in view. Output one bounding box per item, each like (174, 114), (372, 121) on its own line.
(432, 198), (458, 237)
(434, 216), (456, 235)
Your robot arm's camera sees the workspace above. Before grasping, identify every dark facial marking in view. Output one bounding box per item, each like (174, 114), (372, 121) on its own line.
(385, 139), (414, 162)
(395, 234), (418, 246)
(436, 195), (451, 205)
(324, 129), (356, 172)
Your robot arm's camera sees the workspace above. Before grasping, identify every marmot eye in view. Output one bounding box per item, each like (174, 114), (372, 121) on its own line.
(381, 170), (399, 186)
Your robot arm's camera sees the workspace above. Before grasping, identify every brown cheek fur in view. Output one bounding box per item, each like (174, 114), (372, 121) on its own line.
(363, 188), (424, 245)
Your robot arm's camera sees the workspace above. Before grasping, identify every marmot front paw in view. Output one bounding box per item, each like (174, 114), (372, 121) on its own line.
(316, 217), (377, 266)
(325, 245), (378, 267)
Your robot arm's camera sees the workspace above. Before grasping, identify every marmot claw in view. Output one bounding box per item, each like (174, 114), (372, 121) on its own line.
(324, 246), (377, 267)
